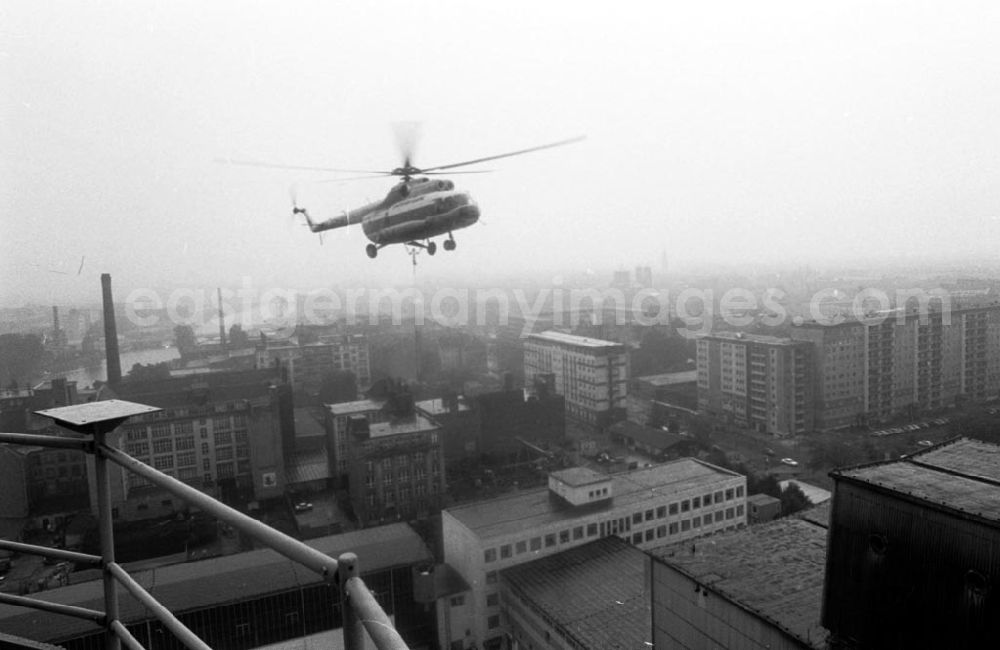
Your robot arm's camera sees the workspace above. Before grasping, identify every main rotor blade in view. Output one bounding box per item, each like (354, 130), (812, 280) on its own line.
(315, 174), (395, 183)
(422, 170), (493, 175)
(215, 157), (388, 175)
(419, 135), (586, 172)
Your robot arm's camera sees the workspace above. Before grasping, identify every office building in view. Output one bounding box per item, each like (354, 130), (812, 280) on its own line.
(340, 399), (446, 527)
(256, 336), (371, 394)
(524, 331), (629, 429)
(103, 369), (291, 520)
(697, 332), (813, 436)
(325, 398), (390, 483)
(440, 461), (746, 648)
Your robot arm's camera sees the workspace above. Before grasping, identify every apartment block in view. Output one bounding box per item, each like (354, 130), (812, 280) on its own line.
(697, 332), (813, 436)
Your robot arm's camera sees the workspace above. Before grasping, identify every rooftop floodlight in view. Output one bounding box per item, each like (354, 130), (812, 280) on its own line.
(35, 399), (161, 436)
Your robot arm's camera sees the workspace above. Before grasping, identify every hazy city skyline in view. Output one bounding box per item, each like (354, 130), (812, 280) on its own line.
(4, 1), (1000, 306)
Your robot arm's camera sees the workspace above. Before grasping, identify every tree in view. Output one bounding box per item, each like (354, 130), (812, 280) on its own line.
(780, 482), (811, 517)
(228, 324), (250, 349)
(174, 325), (197, 358)
(319, 370), (358, 404)
(807, 439), (865, 471)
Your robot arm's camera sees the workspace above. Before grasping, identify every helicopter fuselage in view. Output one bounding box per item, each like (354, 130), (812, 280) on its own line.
(309, 177), (480, 246)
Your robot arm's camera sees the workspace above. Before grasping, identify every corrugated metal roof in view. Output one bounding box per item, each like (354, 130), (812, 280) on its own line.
(0, 522), (431, 644)
(286, 449), (331, 484)
(501, 536), (651, 650)
(650, 516), (829, 649)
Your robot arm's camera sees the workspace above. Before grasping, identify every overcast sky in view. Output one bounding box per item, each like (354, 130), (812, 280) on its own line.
(3, 1), (1000, 305)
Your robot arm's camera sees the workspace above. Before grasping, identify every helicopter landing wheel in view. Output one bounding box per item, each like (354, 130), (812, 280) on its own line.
(427, 242), (437, 256)
(444, 239), (456, 251)
(366, 244), (378, 259)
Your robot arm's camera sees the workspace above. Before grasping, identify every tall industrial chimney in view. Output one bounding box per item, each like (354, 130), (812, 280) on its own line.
(217, 287), (227, 352)
(52, 305), (60, 334)
(101, 273), (122, 385)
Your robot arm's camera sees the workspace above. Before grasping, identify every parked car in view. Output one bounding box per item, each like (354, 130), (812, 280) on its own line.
(780, 458), (799, 466)
(293, 502), (313, 513)
(917, 440), (934, 447)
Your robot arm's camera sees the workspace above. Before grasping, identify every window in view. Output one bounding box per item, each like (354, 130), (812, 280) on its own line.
(217, 447), (234, 461)
(153, 438), (173, 454)
(726, 508), (734, 520)
(715, 510), (724, 522)
(737, 504), (745, 517)
(703, 493), (712, 506)
(692, 497), (701, 508)
(214, 430), (232, 446)
(656, 525), (667, 538)
(693, 516), (701, 528)
(217, 462), (235, 478)
(632, 512), (642, 524)
(450, 595), (464, 607)
(153, 456), (174, 470)
(645, 529), (654, 542)
(175, 436), (194, 451)
(681, 500), (690, 513)
(715, 491), (723, 503)
(559, 529), (570, 544)
(573, 526), (584, 540)
(545, 534), (556, 548)
(201, 442), (209, 455)
(736, 485), (745, 497)
(177, 452), (196, 467)
(669, 522), (679, 535)
(725, 488), (734, 501)
(515, 540), (527, 554)
(645, 509), (654, 521)
(669, 503), (678, 515)
(656, 505), (667, 518)
(486, 571), (497, 585)
(632, 533), (643, 544)
(530, 537), (541, 551)
(586, 523), (598, 537)
(487, 593), (499, 607)
(681, 519), (690, 532)
(484, 548), (496, 563)
(487, 615), (500, 630)
(500, 544), (511, 560)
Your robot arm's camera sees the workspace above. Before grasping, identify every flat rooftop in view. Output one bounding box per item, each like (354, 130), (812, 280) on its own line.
(635, 371), (699, 386)
(700, 331), (808, 346)
(650, 510), (830, 649)
(368, 414), (438, 438)
(527, 330), (624, 350)
(415, 397), (471, 415)
(501, 536), (651, 650)
(832, 437), (1000, 524)
(446, 458), (741, 540)
(550, 467), (608, 487)
(326, 398), (385, 416)
(0, 523), (430, 644)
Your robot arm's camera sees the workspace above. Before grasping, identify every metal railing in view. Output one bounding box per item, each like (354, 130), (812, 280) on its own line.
(0, 399), (410, 650)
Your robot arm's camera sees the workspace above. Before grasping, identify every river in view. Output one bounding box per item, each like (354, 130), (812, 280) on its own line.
(54, 347), (182, 388)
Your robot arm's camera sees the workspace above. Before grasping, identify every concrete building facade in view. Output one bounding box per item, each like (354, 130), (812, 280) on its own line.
(440, 461), (746, 649)
(697, 332), (813, 436)
(524, 331), (629, 430)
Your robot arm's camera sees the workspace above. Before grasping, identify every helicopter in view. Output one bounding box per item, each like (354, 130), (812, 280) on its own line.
(223, 133), (584, 259)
